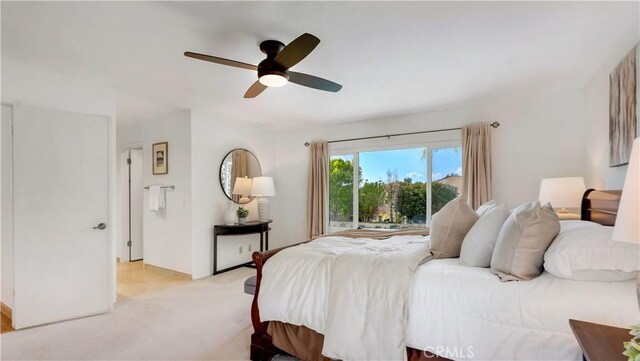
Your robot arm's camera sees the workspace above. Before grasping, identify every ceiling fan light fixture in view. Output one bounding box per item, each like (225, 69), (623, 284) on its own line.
(259, 74), (288, 87)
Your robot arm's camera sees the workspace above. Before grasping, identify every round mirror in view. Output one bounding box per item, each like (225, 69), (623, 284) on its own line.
(220, 148), (262, 204)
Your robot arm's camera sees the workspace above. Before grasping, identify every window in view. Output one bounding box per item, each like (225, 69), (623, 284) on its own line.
(328, 155), (355, 231)
(328, 143), (461, 232)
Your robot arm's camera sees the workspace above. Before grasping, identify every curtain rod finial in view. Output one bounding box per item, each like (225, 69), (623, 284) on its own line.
(490, 121), (500, 128)
(304, 142), (310, 147)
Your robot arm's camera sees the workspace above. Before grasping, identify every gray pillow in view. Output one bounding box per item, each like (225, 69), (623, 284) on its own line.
(490, 202), (560, 281)
(430, 196), (479, 259)
(460, 204), (510, 267)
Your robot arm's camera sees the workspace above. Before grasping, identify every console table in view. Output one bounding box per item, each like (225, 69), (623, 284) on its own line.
(213, 220), (272, 275)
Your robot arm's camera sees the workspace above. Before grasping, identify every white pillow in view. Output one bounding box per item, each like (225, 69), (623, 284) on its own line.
(460, 204), (510, 267)
(559, 220), (602, 233)
(544, 224), (640, 281)
(475, 200), (498, 216)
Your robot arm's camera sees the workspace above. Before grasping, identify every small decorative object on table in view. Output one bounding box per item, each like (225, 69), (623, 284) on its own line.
(236, 206), (249, 225)
(224, 201), (237, 225)
(623, 324), (640, 360)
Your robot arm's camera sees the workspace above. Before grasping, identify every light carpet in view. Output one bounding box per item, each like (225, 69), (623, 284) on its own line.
(1, 268), (256, 360)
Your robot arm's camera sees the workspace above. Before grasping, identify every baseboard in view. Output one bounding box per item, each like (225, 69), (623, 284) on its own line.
(1, 302), (12, 319)
(143, 263), (192, 280)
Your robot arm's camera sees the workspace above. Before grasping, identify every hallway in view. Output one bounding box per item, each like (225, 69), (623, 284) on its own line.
(117, 261), (191, 299)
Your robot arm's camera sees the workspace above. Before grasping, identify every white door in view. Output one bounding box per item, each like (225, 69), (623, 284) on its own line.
(129, 149), (143, 261)
(12, 105), (112, 329)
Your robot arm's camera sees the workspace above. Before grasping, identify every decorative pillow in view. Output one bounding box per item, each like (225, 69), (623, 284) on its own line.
(544, 224), (640, 281)
(490, 202), (560, 281)
(459, 204), (510, 267)
(475, 200), (498, 216)
(430, 196), (479, 259)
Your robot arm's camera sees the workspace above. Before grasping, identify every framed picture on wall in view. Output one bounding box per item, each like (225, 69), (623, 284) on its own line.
(152, 142), (168, 175)
(609, 44), (639, 167)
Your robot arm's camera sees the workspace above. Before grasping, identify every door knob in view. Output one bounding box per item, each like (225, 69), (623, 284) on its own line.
(93, 223), (107, 230)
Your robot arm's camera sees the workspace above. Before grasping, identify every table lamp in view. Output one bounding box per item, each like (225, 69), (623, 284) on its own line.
(251, 176), (275, 222)
(539, 177), (586, 213)
(612, 138), (639, 304)
(613, 138), (639, 357)
(232, 177), (252, 204)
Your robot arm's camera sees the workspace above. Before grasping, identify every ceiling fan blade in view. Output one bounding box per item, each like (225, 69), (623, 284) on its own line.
(274, 33), (320, 69)
(288, 71), (342, 93)
(244, 80), (267, 98)
(184, 51), (257, 71)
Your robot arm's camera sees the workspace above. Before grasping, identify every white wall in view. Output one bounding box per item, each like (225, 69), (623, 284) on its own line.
(2, 61), (119, 307)
(272, 87), (587, 246)
(2, 60), (116, 118)
(190, 109), (277, 279)
(1, 105), (14, 308)
(117, 111), (193, 275)
(584, 42), (640, 189)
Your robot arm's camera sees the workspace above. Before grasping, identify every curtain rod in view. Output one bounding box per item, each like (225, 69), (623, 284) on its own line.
(304, 121), (500, 147)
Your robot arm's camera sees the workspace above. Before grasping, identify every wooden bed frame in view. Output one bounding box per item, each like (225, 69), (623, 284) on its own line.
(249, 190), (621, 361)
(580, 189), (621, 225)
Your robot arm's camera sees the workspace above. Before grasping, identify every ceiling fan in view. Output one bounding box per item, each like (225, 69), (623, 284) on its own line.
(184, 33), (342, 98)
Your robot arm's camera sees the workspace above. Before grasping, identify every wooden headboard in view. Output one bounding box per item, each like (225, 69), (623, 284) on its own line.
(580, 189), (622, 226)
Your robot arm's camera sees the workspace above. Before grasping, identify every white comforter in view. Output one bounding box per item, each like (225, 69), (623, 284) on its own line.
(406, 259), (640, 360)
(258, 235), (430, 360)
(259, 239), (640, 361)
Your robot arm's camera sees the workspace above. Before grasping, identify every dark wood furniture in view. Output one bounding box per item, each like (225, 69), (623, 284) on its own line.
(213, 220), (271, 275)
(581, 189), (621, 225)
(569, 319), (630, 361)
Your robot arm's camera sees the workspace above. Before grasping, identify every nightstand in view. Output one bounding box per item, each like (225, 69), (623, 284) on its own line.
(569, 319), (631, 361)
(556, 211), (581, 221)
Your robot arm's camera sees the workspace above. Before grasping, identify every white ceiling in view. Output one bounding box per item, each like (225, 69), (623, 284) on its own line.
(2, 1), (638, 127)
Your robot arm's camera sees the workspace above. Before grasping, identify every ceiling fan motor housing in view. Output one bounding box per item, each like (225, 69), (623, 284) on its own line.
(258, 40), (289, 80)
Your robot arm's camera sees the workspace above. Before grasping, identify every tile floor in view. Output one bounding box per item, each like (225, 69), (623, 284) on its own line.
(116, 260), (191, 299)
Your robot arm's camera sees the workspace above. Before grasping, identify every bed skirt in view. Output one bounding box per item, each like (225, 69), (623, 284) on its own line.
(259, 320), (449, 361)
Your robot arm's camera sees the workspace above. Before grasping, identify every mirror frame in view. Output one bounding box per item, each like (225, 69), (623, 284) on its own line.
(219, 148), (262, 203)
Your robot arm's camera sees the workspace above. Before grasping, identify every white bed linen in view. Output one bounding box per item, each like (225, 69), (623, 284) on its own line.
(406, 259), (640, 360)
(258, 236), (357, 333)
(259, 240), (639, 361)
(322, 236), (429, 360)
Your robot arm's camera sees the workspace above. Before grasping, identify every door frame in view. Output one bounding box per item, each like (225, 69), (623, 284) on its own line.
(118, 143), (144, 263)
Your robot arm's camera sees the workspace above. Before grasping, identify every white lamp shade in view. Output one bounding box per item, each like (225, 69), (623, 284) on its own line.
(538, 177), (586, 209)
(251, 176), (276, 197)
(232, 177), (252, 195)
(613, 138), (639, 244)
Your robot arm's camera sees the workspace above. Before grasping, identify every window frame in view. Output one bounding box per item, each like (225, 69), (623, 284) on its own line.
(327, 132), (461, 232)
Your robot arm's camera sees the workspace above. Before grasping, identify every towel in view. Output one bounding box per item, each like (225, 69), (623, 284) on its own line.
(147, 185), (166, 212)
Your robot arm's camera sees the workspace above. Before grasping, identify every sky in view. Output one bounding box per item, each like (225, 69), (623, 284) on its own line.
(355, 147), (462, 183)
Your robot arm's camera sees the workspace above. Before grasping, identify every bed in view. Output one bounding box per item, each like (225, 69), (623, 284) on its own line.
(249, 190), (639, 361)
